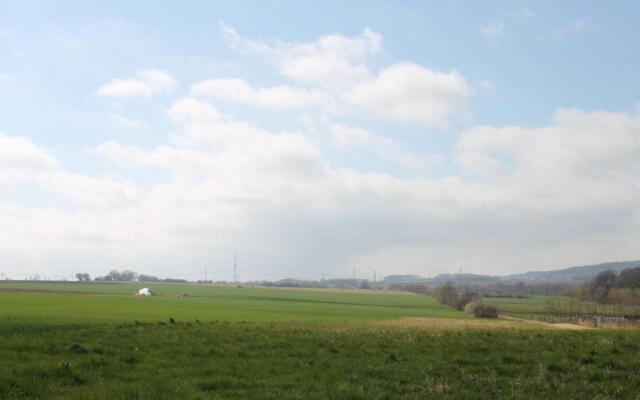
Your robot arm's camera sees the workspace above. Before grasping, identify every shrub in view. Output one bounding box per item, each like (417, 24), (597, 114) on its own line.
(456, 292), (481, 310)
(465, 301), (498, 319)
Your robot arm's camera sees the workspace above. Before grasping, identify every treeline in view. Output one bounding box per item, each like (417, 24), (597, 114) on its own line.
(388, 281), (573, 297)
(78, 270), (187, 283)
(252, 278), (373, 289)
(456, 282), (575, 297)
(387, 284), (433, 295)
(575, 267), (640, 306)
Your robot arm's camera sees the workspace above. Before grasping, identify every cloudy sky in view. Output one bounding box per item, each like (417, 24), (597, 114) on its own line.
(1, 1), (640, 281)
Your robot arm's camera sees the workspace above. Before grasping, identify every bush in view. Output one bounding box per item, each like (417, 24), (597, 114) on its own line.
(455, 292), (481, 310)
(464, 301), (498, 319)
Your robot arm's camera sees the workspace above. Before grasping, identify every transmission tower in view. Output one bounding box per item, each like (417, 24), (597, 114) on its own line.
(370, 268), (378, 282)
(233, 253), (239, 286)
(352, 268), (359, 288)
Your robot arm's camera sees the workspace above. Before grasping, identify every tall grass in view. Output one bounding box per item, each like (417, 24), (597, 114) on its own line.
(1, 321), (639, 399)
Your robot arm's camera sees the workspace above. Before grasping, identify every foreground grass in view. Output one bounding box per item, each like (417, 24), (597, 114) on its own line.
(1, 321), (639, 399)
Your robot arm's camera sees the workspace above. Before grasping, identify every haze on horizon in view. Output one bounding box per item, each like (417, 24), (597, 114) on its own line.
(1, 1), (639, 281)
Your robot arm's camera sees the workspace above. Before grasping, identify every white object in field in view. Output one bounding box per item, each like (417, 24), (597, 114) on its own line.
(136, 287), (153, 296)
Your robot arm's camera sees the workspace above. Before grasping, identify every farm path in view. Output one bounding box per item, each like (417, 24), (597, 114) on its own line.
(501, 315), (593, 330)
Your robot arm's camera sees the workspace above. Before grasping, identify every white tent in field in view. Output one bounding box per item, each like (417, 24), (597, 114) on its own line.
(135, 287), (153, 296)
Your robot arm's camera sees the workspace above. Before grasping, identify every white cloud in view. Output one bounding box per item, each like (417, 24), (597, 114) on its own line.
(110, 114), (148, 130)
(456, 109), (640, 215)
(347, 63), (471, 126)
(5, 24), (640, 280)
(329, 123), (393, 150)
(0, 135), (57, 173)
(329, 123), (442, 171)
(0, 135), (137, 208)
(222, 23), (382, 89)
(221, 25), (471, 126)
(454, 151), (504, 178)
(458, 108), (640, 177)
(4, 107), (640, 278)
(97, 69), (177, 98)
(167, 97), (225, 125)
(190, 78), (336, 111)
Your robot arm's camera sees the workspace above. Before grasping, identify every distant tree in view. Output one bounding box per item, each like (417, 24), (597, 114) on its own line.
(75, 273), (91, 282)
(615, 267), (640, 289)
(389, 284), (432, 295)
(138, 274), (160, 282)
(107, 270), (120, 281)
(435, 282), (459, 308)
(581, 270), (617, 303)
(119, 270), (137, 282)
(514, 282), (527, 296)
(608, 288), (636, 307)
(94, 270), (138, 282)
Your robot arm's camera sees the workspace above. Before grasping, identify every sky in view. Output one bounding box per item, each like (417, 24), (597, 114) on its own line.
(1, 1), (640, 281)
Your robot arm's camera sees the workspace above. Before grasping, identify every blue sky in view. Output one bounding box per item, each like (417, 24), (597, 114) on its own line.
(1, 1), (640, 281)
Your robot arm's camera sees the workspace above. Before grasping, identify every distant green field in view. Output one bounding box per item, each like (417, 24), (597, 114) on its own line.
(484, 296), (552, 317)
(0, 282), (466, 327)
(485, 295), (640, 318)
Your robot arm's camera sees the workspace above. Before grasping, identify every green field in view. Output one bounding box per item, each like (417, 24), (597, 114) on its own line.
(484, 296), (552, 317)
(0, 282), (466, 327)
(485, 295), (640, 319)
(2, 282), (640, 399)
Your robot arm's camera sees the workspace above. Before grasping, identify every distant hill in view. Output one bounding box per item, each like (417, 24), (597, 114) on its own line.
(383, 274), (425, 283)
(386, 260), (640, 286)
(427, 273), (496, 283)
(504, 260), (640, 283)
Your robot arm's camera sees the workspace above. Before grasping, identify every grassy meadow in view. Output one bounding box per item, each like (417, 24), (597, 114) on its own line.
(0, 282), (465, 327)
(1, 282), (640, 399)
(484, 296), (552, 317)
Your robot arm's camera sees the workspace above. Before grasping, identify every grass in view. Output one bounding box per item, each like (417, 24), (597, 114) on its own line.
(485, 295), (640, 319)
(484, 296), (553, 317)
(2, 282), (640, 399)
(2, 321), (640, 399)
(0, 282), (466, 327)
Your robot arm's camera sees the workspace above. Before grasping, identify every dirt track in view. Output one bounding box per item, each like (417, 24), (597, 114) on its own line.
(376, 316), (596, 331)
(501, 315), (593, 330)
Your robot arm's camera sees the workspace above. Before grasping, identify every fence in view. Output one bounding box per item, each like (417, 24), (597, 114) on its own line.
(537, 314), (640, 327)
